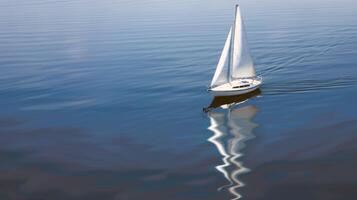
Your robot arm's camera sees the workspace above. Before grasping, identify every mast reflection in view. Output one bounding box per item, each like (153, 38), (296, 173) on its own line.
(206, 93), (259, 200)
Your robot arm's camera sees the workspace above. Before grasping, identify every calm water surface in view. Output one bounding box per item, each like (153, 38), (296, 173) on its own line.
(0, 0), (357, 199)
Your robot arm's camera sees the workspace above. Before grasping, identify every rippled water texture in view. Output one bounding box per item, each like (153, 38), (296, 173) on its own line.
(0, 0), (357, 199)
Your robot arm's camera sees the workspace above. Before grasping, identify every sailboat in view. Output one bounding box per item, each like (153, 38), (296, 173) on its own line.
(208, 5), (262, 96)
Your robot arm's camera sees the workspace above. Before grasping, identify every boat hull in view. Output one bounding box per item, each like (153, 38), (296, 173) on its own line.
(210, 85), (260, 96)
(209, 77), (262, 97)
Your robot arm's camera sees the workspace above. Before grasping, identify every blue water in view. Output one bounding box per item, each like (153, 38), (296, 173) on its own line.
(0, 0), (357, 199)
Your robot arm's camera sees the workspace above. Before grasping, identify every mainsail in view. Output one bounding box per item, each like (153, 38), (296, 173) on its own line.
(210, 5), (255, 88)
(210, 27), (232, 88)
(231, 5), (256, 79)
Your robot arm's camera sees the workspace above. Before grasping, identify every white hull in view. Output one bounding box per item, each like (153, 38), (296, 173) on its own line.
(209, 77), (262, 97)
(210, 85), (260, 96)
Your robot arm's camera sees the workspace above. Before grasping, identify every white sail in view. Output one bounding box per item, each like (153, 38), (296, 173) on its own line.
(210, 27), (232, 87)
(231, 5), (256, 79)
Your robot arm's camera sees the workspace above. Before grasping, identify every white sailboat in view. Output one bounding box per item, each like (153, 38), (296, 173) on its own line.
(208, 5), (262, 96)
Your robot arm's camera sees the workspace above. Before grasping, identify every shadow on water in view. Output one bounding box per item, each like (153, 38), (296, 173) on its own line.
(203, 89), (261, 112)
(207, 105), (259, 200)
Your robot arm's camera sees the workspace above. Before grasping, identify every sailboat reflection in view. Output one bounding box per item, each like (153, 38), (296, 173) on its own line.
(206, 97), (259, 200)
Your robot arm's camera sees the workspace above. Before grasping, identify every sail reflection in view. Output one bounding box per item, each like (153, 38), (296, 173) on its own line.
(207, 103), (258, 200)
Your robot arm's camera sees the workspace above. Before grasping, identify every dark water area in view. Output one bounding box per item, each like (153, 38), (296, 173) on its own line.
(1, 0), (357, 199)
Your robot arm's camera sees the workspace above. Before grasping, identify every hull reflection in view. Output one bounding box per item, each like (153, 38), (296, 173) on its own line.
(204, 89), (261, 112)
(207, 105), (258, 200)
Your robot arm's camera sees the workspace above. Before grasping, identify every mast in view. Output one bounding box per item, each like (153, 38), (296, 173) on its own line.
(227, 35), (232, 84)
(229, 4), (239, 84)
